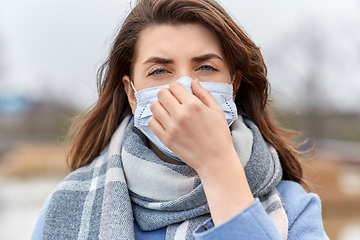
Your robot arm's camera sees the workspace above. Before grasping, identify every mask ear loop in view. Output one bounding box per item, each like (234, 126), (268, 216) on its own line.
(231, 74), (236, 85)
(130, 81), (138, 93)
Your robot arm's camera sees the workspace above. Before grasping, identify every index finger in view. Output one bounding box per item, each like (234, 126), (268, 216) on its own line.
(168, 82), (196, 104)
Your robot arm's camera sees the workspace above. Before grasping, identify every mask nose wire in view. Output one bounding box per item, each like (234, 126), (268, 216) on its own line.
(130, 81), (137, 93)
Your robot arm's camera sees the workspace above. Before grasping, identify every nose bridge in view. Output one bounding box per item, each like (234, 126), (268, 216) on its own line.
(173, 62), (195, 81)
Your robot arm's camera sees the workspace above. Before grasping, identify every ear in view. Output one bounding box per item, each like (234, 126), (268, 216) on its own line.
(122, 75), (137, 114)
(233, 70), (242, 100)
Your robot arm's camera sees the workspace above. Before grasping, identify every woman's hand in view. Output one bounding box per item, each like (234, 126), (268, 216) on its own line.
(148, 80), (254, 226)
(148, 79), (232, 172)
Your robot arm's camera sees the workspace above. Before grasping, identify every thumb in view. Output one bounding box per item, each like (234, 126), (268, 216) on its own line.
(191, 80), (218, 109)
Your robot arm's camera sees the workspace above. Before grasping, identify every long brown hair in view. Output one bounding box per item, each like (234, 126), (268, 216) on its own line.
(66, 0), (303, 184)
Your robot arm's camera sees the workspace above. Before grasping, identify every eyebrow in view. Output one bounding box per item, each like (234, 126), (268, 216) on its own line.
(143, 57), (173, 65)
(192, 53), (223, 62)
(142, 53), (223, 65)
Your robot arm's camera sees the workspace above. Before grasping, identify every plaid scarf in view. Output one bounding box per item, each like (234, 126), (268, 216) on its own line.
(42, 116), (288, 240)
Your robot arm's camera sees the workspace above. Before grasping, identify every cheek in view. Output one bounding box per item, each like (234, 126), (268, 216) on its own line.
(219, 71), (232, 84)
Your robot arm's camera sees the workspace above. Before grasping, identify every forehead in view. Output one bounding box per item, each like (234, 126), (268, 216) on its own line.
(135, 24), (224, 62)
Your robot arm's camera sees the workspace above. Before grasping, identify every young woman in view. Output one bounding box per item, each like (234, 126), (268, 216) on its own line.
(32, 0), (329, 239)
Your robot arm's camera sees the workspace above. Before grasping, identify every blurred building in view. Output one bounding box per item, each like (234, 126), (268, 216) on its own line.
(0, 94), (76, 175)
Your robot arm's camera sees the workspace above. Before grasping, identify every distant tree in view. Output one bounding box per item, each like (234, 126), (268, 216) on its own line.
(267, 21), (328, 113)
(267, 17), (360, 139)
(267, 18), (360, 114)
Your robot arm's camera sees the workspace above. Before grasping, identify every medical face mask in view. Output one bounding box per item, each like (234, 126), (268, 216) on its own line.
(131, 76), (238, 162)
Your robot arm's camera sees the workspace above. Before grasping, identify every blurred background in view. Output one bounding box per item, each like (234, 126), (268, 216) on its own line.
(0, 0), (359, 239)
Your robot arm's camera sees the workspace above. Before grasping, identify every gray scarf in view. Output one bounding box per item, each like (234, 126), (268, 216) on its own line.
(42, 116), (288, 240)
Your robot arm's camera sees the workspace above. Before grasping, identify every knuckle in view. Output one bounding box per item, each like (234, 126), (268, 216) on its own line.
(188, 100), (201, 112)
(167, 122), (178, 135)
(157, 88), (167, 99)
(169, 82), (181, 91)
(149, 101), (159, 112)
(176, 110), (189, 123)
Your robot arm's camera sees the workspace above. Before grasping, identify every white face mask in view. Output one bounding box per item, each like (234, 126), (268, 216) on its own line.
(131, 76), (238, 162)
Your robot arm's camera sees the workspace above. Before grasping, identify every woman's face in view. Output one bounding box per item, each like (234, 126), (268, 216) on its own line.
(123, 23), (233, 113)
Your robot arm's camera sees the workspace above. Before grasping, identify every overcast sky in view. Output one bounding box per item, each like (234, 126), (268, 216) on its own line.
(0, 0), (359, 112)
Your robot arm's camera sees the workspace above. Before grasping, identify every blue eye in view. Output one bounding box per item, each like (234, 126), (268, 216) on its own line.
(149, 68), (167, 76)
(154, 69), (167, 75)
(199, 65), (216, 72)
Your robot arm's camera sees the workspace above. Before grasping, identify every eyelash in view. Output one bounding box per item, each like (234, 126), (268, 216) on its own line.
(148, 67), (168, 76)
(148, 64), (218, 76)
(198, 64), (218, 72)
